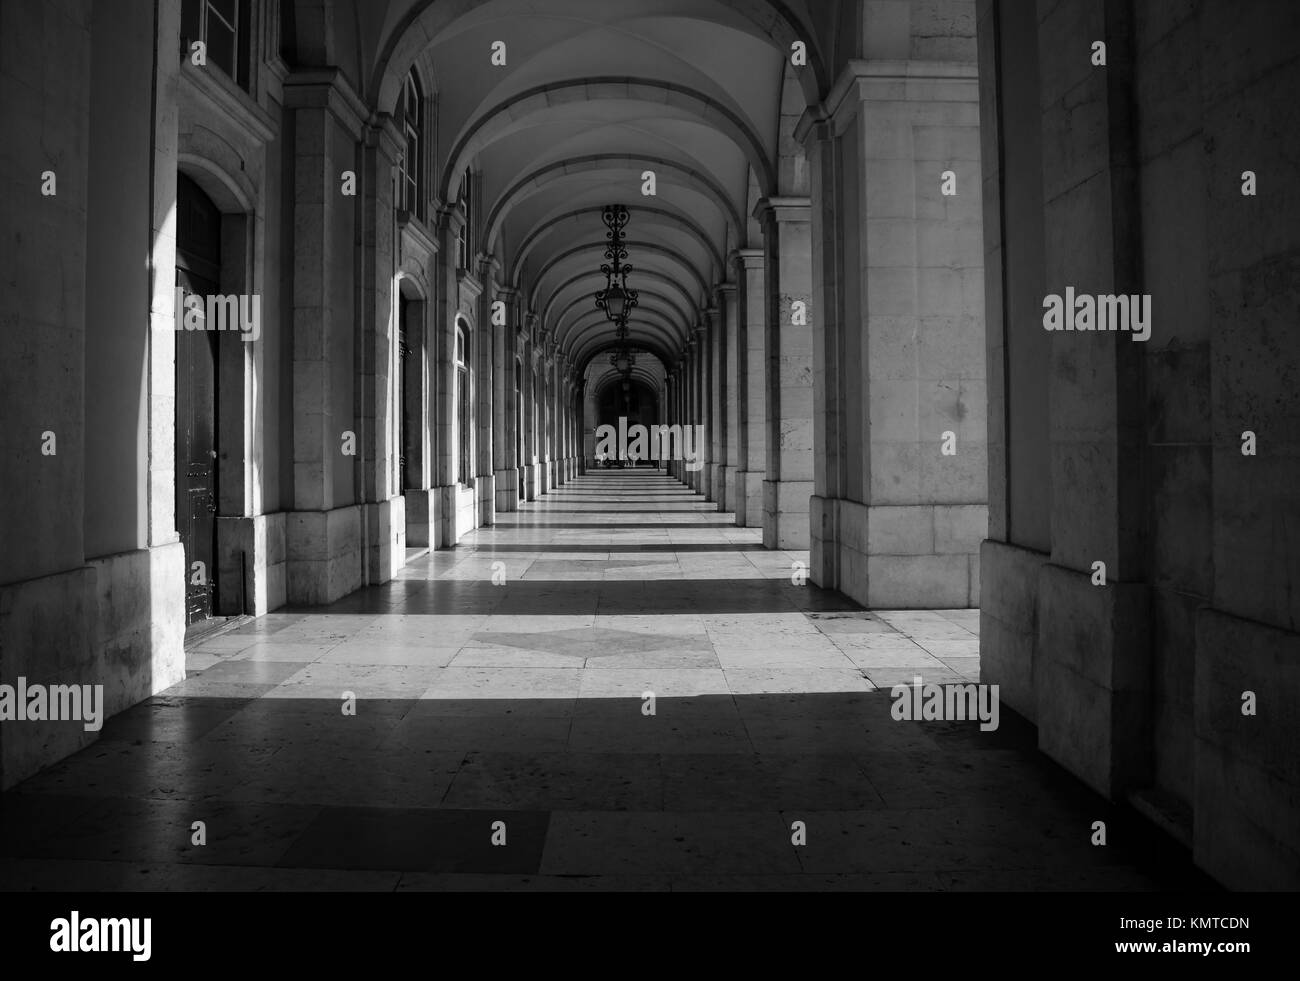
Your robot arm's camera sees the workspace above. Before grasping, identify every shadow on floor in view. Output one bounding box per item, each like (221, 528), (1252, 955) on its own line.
(0, 688), (1218, 892)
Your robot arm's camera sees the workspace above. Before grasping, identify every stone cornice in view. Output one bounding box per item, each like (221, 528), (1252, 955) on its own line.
(398, 212), (439, 258)
(753, 196), (812, 225)
(283, 67), (368, 140)
(815, 59), (979, 139)
(458, 269), (484, 300)
(180, 60), (276, 144)
(365, 112), (404, 164)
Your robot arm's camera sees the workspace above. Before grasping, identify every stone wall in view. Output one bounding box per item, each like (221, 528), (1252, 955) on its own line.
(977, 0), (1300, 888)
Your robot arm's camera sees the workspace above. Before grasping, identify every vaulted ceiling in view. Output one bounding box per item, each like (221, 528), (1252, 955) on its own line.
(328, 0), (829, 376)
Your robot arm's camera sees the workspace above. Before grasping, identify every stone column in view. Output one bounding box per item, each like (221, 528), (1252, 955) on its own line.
(493, 285), (520, 513)
(285, 91), (365, 599)
(688, 335), (703, 492)
(522, 319), (539, 500)
(568, 372), (578, 479)
(554, 354), (568, 485)
(755, 197), (814, 549)
(735, 249), (766, 527)
(431, 205), (464, 544)
(664, 372), (676, 477)
(359, 114), (404, 582)
(540, 338), (554, 491)
(677, 368), (687, 479)
(473, 258), (497, 526)
(701, 309), (719, 502)
(706, 300), (727, 508)
(803, 58), (988, 605)
(720, 278), (742, 515)
(1032, 5), (1149, 800)
(679, 363), (690, 481)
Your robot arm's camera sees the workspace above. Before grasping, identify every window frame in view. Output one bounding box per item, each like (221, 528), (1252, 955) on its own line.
(455, 323), (472, 486)
(398, 71), (425, 220)
(182, 0), (251, 90)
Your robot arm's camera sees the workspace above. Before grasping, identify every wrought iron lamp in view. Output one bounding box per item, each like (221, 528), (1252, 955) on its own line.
(594, 205), (638, 326)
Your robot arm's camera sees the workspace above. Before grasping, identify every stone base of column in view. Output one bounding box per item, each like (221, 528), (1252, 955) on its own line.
(217, 511), (288, 615)
(364, 495), (406, 584)
(0, 545), (186, 790)
(813, 500), (985, 608)
(1193, 608), (1300, 890)
(287, 504), (364, 602)
(435, 484), (477, 546)
(475, 474), (496, 527)
(979, 539), (1049, 724)
(737, 471), (764, 528)
(524, 464), (540, 501)
(809, 494), (838, 588)
(720, 464), (741, 514)
(494, 469), (520, 513)
(403, 490), (436, 548)
(762, 479), (812, 550)
(1036, 564), (1152, 800)
(708, 462), (728, 508)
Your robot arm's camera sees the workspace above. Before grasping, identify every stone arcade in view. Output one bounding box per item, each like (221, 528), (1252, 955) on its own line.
(0, 0), (1296, 890)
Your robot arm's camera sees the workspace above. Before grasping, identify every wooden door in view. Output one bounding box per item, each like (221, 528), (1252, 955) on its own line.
(175, 173), (221, 624)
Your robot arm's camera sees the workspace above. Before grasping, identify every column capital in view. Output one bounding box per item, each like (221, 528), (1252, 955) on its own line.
(753, 196), (811, 225)
(793, 104), (832, 150)
(436, 203), (466, 235)
(733, 248), (764, 272)
(477, 252), (501, 282)
(363, 112), (404, 164)
(284, 67), (366, 139)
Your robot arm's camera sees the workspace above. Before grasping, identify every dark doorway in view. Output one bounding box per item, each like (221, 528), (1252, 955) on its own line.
(398, 295), (413, 492)
(516, 359), (524, 499)
(175, 172), (221, 625)
(597, 378), (659, 466)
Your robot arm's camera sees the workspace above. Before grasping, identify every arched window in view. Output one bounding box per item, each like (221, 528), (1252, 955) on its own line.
(398, 71), (424, 219)
(455, 323), (471, 485)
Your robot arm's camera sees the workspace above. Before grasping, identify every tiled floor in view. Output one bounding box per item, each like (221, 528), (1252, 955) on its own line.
(0, 470), (1212, 891)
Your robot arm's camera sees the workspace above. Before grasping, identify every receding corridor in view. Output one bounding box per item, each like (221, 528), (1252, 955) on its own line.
(4, 0), (1298, 898)
(1, 471), (1209, 891)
